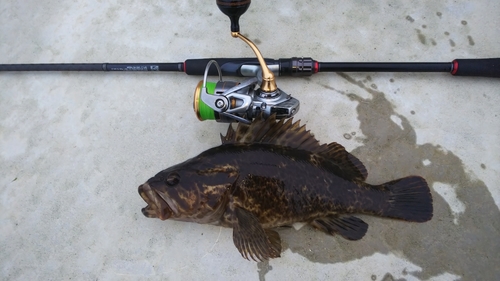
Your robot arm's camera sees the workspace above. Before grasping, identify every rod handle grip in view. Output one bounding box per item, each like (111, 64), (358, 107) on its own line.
(451, 58), (500, 78)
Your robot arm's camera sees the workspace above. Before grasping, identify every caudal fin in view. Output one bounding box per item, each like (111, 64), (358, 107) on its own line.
(380, 176), (433, 222)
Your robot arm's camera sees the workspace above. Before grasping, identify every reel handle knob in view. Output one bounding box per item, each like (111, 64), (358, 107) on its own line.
(216, 0), (251, 32)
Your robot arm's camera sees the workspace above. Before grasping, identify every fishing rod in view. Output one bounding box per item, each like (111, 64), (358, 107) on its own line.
(1, 57), (499, 78)
(2, 0), (499, 124)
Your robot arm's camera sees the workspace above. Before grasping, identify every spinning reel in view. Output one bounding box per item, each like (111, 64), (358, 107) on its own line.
(192, 0), (299, 123)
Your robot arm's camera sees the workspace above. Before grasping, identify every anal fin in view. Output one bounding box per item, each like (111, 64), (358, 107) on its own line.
(310, 215), (368, 240)
(232, 207), (282, 261)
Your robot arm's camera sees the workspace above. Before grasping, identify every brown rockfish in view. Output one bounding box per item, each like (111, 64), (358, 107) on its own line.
(138, 114), (433, 261)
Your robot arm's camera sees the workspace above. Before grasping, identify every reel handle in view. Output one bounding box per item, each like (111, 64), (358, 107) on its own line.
(216, 0), (277, 93)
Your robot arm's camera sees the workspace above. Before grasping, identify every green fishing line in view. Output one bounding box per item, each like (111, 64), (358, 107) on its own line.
(198, 82), (216, 120)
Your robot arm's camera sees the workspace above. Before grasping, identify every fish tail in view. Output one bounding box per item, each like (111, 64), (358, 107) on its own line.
(378, 176), (433, 222)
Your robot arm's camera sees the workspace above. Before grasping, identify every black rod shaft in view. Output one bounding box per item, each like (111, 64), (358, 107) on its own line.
(0, 63), (183, 72)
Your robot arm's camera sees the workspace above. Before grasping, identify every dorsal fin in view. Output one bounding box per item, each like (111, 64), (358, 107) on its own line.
(221, 113), (368, 181)
(314, 142), (368, 180)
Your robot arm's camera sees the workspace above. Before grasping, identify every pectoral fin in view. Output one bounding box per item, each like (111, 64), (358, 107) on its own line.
(232, 207), (281, 261)
(310, 215), (368, 240)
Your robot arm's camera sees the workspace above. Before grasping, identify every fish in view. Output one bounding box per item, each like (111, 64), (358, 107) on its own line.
(138, 114), (433, 261)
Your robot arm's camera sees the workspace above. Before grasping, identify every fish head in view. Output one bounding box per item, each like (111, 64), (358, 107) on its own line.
(138, 159), (238, 223)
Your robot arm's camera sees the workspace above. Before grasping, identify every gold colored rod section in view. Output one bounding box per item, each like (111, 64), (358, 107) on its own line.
(231, 32), (277, 93)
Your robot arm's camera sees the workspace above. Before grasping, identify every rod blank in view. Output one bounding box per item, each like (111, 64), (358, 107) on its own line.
(0, 63), (183, 72)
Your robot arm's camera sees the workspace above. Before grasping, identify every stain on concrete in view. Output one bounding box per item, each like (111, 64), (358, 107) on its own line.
(257, 261), (272, 281)
(411, 110), (415, 115)
(389, 79), (394, 83)
(467, 35), (475, 46)
(268, 73), (500, 280)
(321, 84), (335, 91)
(406, 16), (415, 23)
(381, 273), (405, 281)
(416, 29), (426, 45)
(408, 15), (475, 50)
(481, 164), (486, 169)
(381, 273), (394, 281)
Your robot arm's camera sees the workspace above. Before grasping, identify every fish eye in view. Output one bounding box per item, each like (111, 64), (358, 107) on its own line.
(166, 172), (180, 186)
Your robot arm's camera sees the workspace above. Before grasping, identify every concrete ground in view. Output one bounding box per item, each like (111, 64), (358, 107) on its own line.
(1, 0), (499, 280)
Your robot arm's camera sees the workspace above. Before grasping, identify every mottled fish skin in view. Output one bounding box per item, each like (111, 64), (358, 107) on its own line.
(138, 114), (433, 261)
(200, 143), (385, 227)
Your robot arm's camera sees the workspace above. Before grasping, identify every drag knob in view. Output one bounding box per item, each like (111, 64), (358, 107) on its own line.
(216, 0), (251, 32)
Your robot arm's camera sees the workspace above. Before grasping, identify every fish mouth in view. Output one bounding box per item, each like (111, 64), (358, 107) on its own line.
(138, 183), (179, 220)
